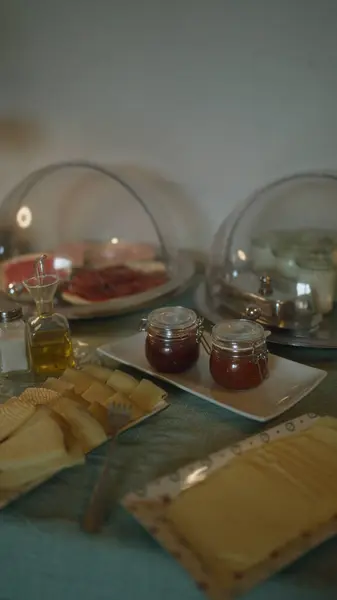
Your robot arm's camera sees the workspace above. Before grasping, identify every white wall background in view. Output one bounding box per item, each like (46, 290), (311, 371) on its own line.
(1, 0), (337, 252)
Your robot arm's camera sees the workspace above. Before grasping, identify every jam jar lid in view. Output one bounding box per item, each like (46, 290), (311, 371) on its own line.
(211, 319), (266, 352)
(143, 306), (198, 338)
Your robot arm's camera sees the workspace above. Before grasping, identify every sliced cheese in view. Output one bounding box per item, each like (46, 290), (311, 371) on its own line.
(0, 411), (66, 470)
(167, 417), (337, 583)
(82, 364), (118, 382)
(44, 378), (75, 394)
(46, 407), (84, 457)
(0, 444), (84, 490)
(0, 397), (36, 442)
(61, 368), (94, 394)
(16, 405), (53, 431)
(19, 387), (60, 406)
(130, 379), (167, 412)
(108, 392), (144, 421)
(50, 397), (107, 452)
(82, 381), (113, 405)
(87, 402), (111, 434)
(106, 370), (138, 394)
(310, 416), (337, 432)
(62, 390), (91, 410)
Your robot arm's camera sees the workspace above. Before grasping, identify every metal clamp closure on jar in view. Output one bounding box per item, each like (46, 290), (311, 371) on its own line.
(249, 341), (268, 382)
(211, 337), (268, 361)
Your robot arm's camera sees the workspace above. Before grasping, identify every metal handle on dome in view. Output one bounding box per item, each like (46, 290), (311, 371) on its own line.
(245, 305), (262, 320)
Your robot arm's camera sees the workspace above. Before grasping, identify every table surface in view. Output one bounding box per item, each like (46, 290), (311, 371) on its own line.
(2, 281), (337, 600)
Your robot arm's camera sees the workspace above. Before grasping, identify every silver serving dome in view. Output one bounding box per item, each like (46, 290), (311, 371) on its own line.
(205, 172), (337, 348)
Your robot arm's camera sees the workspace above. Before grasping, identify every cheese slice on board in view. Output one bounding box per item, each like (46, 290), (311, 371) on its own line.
(81, 381), (113, 405)
(108, 392), (144, 421)
(106, 370), (138, 394)
(251, 436), (337, 498)
(0, 411), (66, 470)
(15, 406), (53, 431)
(44, 378), (75, 394)
(0, 397), (36, 442)
(61, 368), (94, 394)
(0, 444), (84, 490)
(130, 379), (167, 412)
(43, 407), (84, 458)
(50, 397), (107, 452)
(82, 364), (118, 383)
(167, 417), (337, 584)
(62, 390), (91, 410)
(87, 402), (111, 434)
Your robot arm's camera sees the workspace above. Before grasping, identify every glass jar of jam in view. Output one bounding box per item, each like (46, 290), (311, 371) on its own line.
(209, 319), (268, 390)
(140, 306), (203, 374)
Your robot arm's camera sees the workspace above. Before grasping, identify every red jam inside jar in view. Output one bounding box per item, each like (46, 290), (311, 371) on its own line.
(209, 320), (269, 390)
(140, 306), (202, 374)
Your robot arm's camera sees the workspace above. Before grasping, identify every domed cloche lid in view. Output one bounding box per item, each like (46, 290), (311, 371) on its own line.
(0, 161), (194, 319)
(205, 172), (337, 348)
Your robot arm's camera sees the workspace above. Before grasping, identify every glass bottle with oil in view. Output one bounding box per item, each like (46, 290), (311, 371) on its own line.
(23, 256), (75, 376)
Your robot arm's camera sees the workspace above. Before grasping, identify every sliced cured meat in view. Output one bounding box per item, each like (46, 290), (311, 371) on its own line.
(62, 264), (168, 303)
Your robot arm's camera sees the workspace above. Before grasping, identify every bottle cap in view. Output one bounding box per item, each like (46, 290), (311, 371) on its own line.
(0, 294), (23, 322)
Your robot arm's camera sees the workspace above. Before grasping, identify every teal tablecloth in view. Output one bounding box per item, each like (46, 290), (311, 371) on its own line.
(1, 282), (337, 600)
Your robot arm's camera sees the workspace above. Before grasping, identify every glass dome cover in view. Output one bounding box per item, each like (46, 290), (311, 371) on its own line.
(0, 161), (193, 319)
(206, 172), (337, 347)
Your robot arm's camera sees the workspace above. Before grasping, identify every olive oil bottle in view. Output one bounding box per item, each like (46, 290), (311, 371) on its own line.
(24, 255), (75, 375)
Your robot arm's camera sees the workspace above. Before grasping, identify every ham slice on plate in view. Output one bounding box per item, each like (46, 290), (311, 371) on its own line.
(62, 262), (168, 304)
(2, 252), (168, 306)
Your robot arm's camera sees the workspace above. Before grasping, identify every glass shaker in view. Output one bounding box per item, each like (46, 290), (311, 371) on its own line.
(0, 295), (30, 376)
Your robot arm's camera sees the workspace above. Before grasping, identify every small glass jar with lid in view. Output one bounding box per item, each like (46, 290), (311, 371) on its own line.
(0, 295), (30, 376)
(209, 319), (268, 390)
(140, 306), (203, 373)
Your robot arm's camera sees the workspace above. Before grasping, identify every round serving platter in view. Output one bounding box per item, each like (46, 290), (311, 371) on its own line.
(2, 251), (195, 321)
(195, 281), (337, 350)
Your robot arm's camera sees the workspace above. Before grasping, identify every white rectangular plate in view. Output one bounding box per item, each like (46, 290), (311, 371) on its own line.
(122, 414), (337, 600)
(98, 333), (327, 422)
